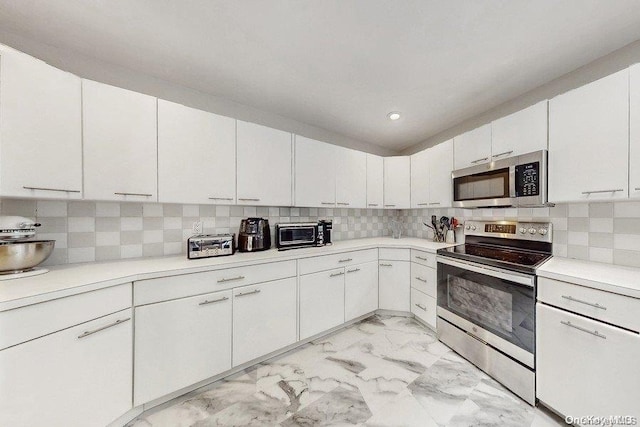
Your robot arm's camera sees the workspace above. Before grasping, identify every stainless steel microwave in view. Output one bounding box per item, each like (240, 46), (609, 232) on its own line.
(452, 150), (549, 208)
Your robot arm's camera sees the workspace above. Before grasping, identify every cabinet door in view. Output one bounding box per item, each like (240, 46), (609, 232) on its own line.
(630, 64), (640, 199)
(237, 121), (292, 206)
(83, 79), (158, 201)
(233, 278), (297, 366)
(335, 146), (367, 208)
(411, 288), (436, 329)
(378, 261), (410, 311)
(366, 154), (384, 208)
(294, 135), (337, 207)
(345, 261), (379, 321)
(453, 124), (492, 169)
(383, 156), (411, 208)
(299, 268), (345, 339)
(0, 309), (132, 427)
(158, 100), (236, 204)
(491, 101), (548, 159)
(410, 149), (430, 208)
(134, 290), (232, 405)
(0, 49), (82, 199)
(536, 304), (640, 420)
(549, 70), (629, 203)
(428, 139), (454, 207)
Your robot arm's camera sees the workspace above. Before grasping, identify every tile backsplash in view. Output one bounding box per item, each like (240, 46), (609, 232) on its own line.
(401, 202), (640, 268)
(0, 199), (394, 266)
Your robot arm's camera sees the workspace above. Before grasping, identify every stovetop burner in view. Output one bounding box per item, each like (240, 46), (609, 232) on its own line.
(438, 243), (551, 274)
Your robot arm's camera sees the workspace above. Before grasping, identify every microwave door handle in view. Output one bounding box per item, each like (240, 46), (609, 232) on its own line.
(509, 165), (517, 198)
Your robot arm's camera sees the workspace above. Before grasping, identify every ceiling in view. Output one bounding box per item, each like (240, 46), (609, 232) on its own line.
(2, 1), (640, 152)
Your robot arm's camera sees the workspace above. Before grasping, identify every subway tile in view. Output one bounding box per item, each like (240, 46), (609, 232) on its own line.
(68, 201), (95, 217)
(589, 218), (613, 233)
(308, 208), (318, 216)
(95, 246), (121, 262)
(68, 217), (95, 232)
(36, 200), (67, 217)
(567, 245), (589, 261)
(199, 205), (216, 217)
(279, 207), (291, 216)
(613, 218), (640, 234)
(567, 231), (588, 246)
(143, 243), (164, 257)
(41, 248), (68, 266)
(532, 207), (549, 218)
(37, 217), (67, 233)
(230, 206), (244, 216)
(1, 199), (36, 217)
(163, 242), (183, 255)
(68, 247), (95, 263)
(613, 249), (640, 268)
(589, 247), (613, 264)
(588, 232), (613, 249)
(95, 202), (120, 217)
(163, 217), (182, 230)
(553, 230), (567, 245)
(567, 217), (589, 232)
(163, 229), (183, 243)
(163, 204), (182, 217)
(121, 230), (143, 245)
(568, 203), (589, 217)
(550, 217), (567, 231)
(120, 203), (143, 217)
(143, 217), (163, 230)
(216, 205), (231, 217)
(183, 204), (199, 217)
(38, 233), (67, 249)
(552, 244), (568, 257)
(143, 203), (163, 217)
(143, 230), (163, 244)
(549, 204), (567, 218)
(244, 206), (257, 217)
(588, 202), (613, 218)
(96, 217), (120, 232)
(68, 232), (96, 248)
(182, 217), (199, 230)
(120, 217), (143, 231)
(96, 231), (120, 246)
(613, 234), (640, 250)
(121, 244), (143, 259)
(614, 201), (640, 217)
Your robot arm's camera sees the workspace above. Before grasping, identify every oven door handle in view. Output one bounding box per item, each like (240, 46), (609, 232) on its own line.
(436, 256), (535, 287)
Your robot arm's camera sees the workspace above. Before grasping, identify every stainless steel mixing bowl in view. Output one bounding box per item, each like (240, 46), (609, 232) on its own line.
(0, 240), (55, 273)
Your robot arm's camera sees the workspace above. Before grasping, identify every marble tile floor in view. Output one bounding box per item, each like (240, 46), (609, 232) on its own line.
(127, 315), (565, 427)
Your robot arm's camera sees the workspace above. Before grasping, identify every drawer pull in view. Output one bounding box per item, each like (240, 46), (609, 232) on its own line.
(338, 258), (353, 263)
(417, 202), (429, 206)
(236, 289), (261, 297)
(470, 157), (489, 164)
(384, 204), (396, 207)
(238, 198), (261, 202)
(321, 202), (335, 205)
(199, 296), (229, 305)
(492, 150), (513, 159)
(218, 275), (245, 283)
(561, 295), (607, 310)
(635, 188), (640, 191)
(368, 203), (379, 207)
(415, 256), (429, 261)
(581, 189), (623, 195)
(429, 202), (441, 205)
(337, 202), (350, 206)
(330, 271), (345, 277)
(114, 192), (153, 197)
(415, 277), (427, 283)
(347, 268), (360, 273)
(414, 303), (427, 311)
(23, 186), (81, 193)
(379, 263), (392, 267)
(560, 320), (606, 339)
(209, 197), (234, 201)
(77, 317), (131, 339)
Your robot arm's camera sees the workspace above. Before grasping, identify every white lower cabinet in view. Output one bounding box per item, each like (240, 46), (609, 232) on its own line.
(344, 261), (379, 321)
(411, 288), (436, 328)
(299, 268), (346, 340)
(133, 290), (232, 406)
(378, 260), (410, 312)
(0, 309), (133, 427)
(536, 303), (640, 421)
(233, 278), (297, 366)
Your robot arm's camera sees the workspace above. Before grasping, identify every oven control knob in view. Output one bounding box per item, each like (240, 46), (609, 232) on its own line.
(519, 227), (527, 234)
(538, 228), (548, 235)
(470, 225), (476, 231)
(465, 225), (471, 230)
(528, 227), (537, 235)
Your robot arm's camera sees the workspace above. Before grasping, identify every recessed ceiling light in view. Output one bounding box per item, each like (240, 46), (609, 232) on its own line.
(387, 112), (401, 121)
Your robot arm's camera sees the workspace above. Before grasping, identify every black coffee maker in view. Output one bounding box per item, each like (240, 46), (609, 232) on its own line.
(237, 218), (271, 252)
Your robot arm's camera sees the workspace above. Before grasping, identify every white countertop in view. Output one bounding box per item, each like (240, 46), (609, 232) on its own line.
(537, 257), (640, 299)
(0, 237), (454, 312)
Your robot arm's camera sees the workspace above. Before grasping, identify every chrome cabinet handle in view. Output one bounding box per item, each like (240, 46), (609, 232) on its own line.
(368, 203), (379, 207)
(218, 275), (245, 283)
(470, 157), (489, 164)
(417, 202), (429, 206)
(414, 303), (427, 311)
(238, 198), (260, 201)
(347, 268), (360, 273)
(321, 202), (334, 205)
(23, 186), (81, 193)
(379, 263), (392, 267)
(561, 295), (606, 310)
(209, 197), (234, 201)
(77, 317), (131, 339)
(415, 277), (427, 283)
(199, 296), (229, 305)
(330, 271), (345, 277)
(560, 320), (606, 339)
(338, 258), (353, 263)
(492, 150), (513, 158)
(337, 202), (350, 206)
(429, 202), (441, 205)
(635, 188), (640, 191)
(114, 192), (153, 197)
(581, 189), (623, 194)
(415, 256), (428, 261)
(384, 204), (396, 207)
(236, 289), (261, 297)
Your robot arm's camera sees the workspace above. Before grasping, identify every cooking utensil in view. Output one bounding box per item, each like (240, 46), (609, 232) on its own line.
(0, 240), (54, 273)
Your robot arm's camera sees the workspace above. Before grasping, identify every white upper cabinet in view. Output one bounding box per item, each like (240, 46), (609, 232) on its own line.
(335, 146), (367, 208)
(428, 139), (454, 207)
(0, 49), (82, 199)
(294, 135), (337, 207)
(384, 156), (411, 208)
(630, 64), (640, 199)
(237, 121), (292, 206)
(83, 79), (158, 201)
(366, 154), (384, 208)
(158, 100), (236, 205)
(453, 124), (492, 170)
(491, 100), (548, 158)
(410, 149), (430, 208)
(549, 70), (629, 203)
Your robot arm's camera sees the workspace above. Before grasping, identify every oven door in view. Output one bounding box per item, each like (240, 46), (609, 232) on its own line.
(452, 159), (516, 208)
(437, 257), (535, 368)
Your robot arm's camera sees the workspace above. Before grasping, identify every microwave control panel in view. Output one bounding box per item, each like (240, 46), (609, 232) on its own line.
(515, 162), (540, 197)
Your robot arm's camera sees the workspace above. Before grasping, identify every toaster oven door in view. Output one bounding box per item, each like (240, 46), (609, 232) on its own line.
(278, 226), (317, 247)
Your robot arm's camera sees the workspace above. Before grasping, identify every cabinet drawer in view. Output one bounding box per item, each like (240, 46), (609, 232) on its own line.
(411, 262), (436, 297)
(134, 260), (296, 305)
(298, 249), (377, 275)
(411, 249), (436, 268)
(411, 288), (436, 328)
(0, 283), (131, 350)
(378, 248), (410, 261)
(538, 277), (640, 332)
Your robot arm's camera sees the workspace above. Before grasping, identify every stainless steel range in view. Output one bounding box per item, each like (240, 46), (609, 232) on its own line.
(436, 220), (553, 405)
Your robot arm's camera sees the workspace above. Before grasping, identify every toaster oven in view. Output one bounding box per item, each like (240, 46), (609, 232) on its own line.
(187, 234), (235, 259)
(276, 222), (325, 250)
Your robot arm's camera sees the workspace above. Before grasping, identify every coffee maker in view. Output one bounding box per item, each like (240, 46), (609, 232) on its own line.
(237, 218), (271, 252)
